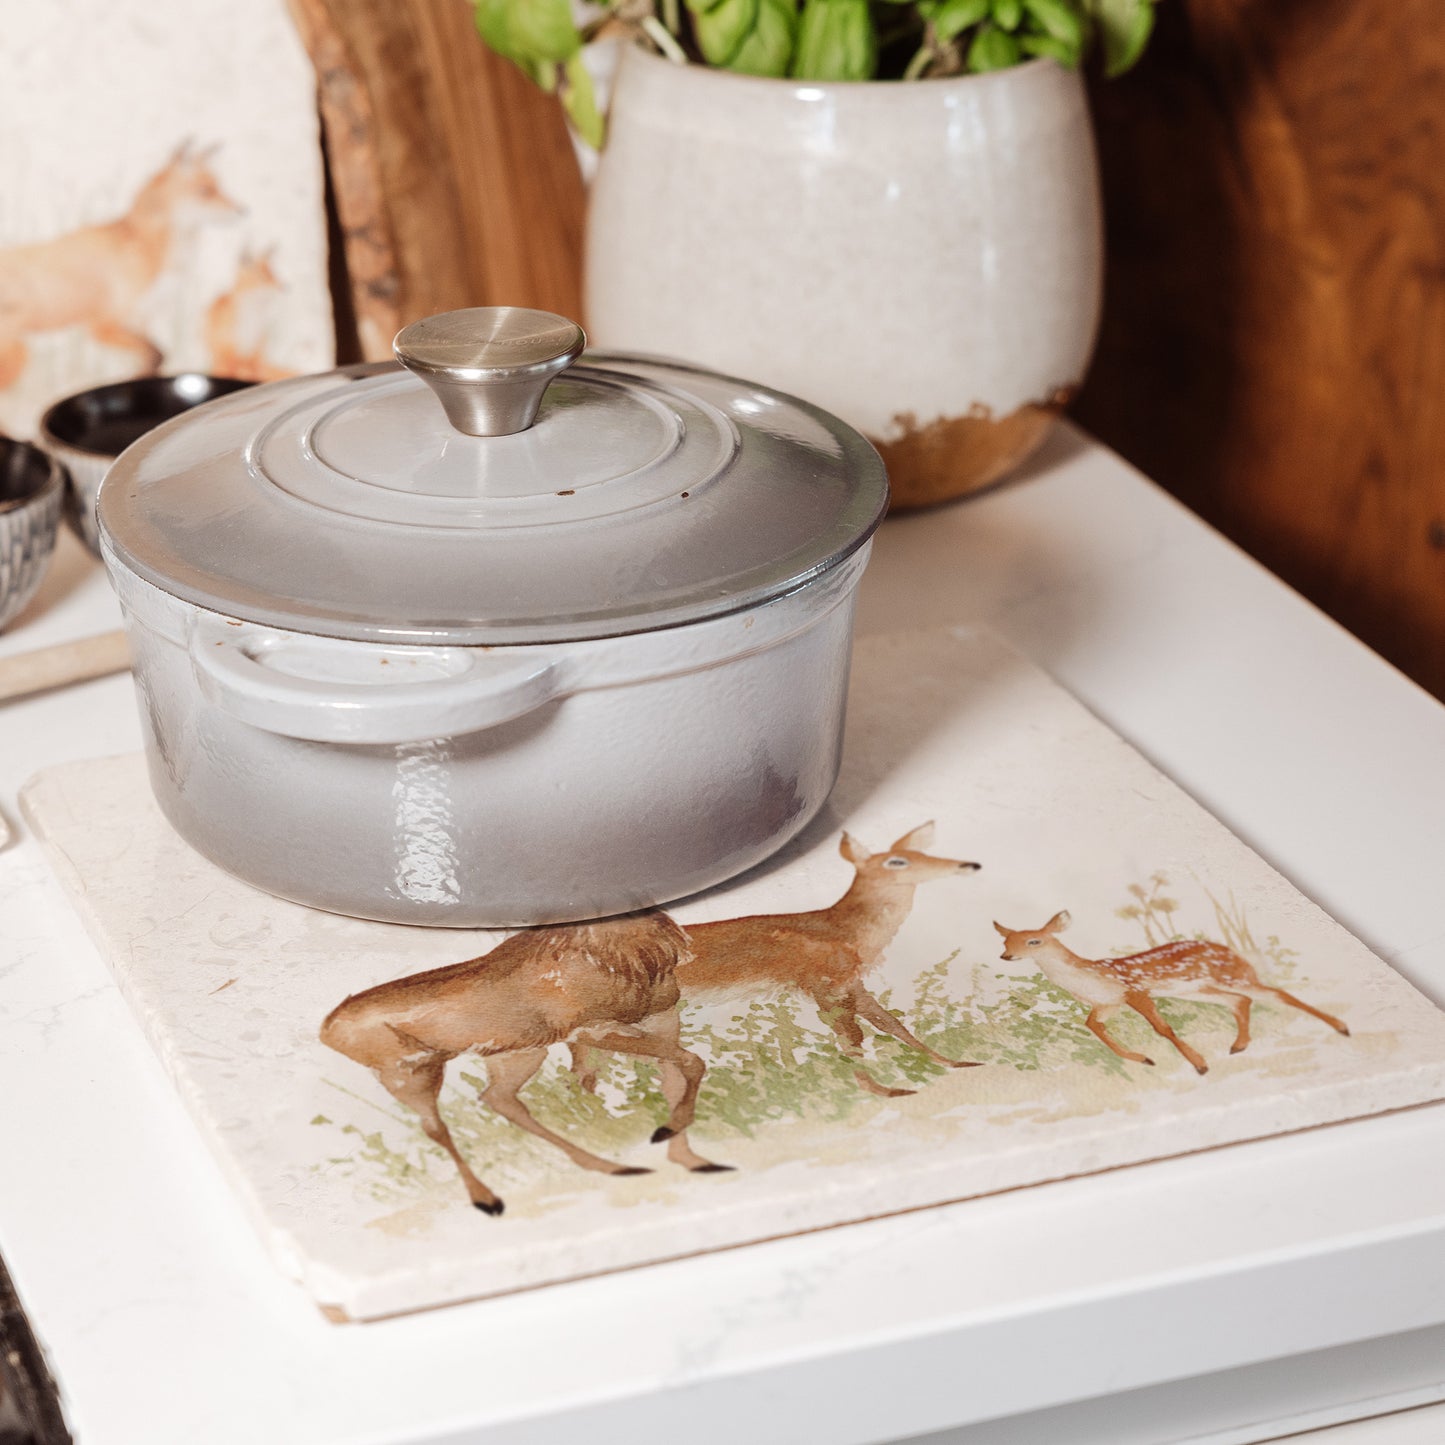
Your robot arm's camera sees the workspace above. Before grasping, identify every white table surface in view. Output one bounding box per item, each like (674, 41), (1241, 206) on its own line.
(3, 422), (1445, 1445)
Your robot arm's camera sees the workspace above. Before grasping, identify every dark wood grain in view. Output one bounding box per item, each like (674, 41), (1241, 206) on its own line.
(1077, 0), (1445, 697)
(287, 0), (586, 361)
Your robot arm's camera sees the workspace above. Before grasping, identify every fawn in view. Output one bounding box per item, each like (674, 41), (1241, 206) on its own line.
(0, 139), (242, 388)
(993, 911), (1350, 1075)
(205, 245), (293, 382)
(321, 910), (730, 1216)
(573, 824), (982, 1099)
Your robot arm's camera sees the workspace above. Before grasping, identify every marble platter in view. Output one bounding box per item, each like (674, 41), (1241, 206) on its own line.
(21, 627), (1445, 1321)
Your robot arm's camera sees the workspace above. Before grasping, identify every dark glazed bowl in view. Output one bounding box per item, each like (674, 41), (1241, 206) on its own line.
(0, 439), (64, 630)
(39, 375), (255, 556)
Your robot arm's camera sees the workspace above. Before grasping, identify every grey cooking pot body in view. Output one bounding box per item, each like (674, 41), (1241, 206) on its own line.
(98, 308), (889, 926)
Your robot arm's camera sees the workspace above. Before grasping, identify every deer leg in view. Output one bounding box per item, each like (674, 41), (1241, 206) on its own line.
(581, 1013), (732, 1173)
(814, 991), (915, 1099)
(478, 1047), (650, 1177)
(1084, 1004), (1155, 1067)
(89, 318), (163, 374)
(852, 987), (981, 1070)
(1197, 986), (1253, 1053)
(1125, 991), (1209, 1075)
(377, 1053), (503, 1215)
(567, 1041), (599, 1094)
(1250, 985), (1350, 1037)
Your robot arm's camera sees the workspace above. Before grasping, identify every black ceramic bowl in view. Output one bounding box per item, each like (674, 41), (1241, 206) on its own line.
(39, 375), (254, 556)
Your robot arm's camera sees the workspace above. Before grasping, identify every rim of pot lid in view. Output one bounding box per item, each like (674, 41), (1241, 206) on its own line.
(98, 306), (888, 646)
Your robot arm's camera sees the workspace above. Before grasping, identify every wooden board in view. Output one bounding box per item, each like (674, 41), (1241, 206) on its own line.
(286, 0), (587, 362)
(1076, 0), (1445, 699)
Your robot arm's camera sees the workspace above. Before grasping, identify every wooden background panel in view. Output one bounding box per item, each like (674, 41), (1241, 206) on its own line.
(287, 0), (586, 362)
(1076, 0), (1445, 697)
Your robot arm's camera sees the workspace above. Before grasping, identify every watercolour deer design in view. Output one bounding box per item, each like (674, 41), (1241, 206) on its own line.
(0, 139), (242, 388)
(205, 245), (294, 382)
(320, 910), (730, 1216)
(572, 824), (983, 1100)
(993, 911), (1350, 1075)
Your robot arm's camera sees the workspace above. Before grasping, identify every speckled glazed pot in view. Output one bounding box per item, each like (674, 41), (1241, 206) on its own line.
(98, 308), (887, 927)
(586, 49), (1102, 508)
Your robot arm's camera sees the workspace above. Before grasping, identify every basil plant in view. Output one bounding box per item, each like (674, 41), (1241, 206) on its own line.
(476, 0), (1155, 147)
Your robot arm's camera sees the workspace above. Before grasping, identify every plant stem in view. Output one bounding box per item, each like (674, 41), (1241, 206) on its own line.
(902, 40), (935, 80)
(641, 12), (689, 63)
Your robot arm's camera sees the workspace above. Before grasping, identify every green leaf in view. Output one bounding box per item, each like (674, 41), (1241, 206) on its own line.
(1020, 30), (1079, 64)
(688, 0), (759, 66)
(992, 0), (1023, 31)
(967, 21), (1021, 69)
(728, 0), (798, 76)
(1022, 0), (1084, 49)
(1084, 0), (1154, 76)
(474, 0), (582, 71)
(561, 52), (605, 148)
(792, 0), (878, 81)
(919, 0), (990, 42)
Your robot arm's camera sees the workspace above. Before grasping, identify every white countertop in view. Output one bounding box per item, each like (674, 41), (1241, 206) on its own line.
(3, 423), (1444, 1445)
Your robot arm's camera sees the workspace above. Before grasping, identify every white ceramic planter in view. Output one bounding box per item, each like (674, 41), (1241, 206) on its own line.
(586, 49), (1103, 507)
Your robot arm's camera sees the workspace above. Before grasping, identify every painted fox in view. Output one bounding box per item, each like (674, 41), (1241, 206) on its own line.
(205, 245), (294, 382)
(0, 139), (242, 388)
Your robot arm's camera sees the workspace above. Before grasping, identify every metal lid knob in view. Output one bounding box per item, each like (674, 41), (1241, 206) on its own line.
(393, 307), (586, 438)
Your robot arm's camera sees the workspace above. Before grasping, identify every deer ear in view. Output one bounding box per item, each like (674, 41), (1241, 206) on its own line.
(839, 832), (871, 866)
(992, 920), (1010, 938)
(1045, 910), (1071, 933)
(891, 820), (935, 852)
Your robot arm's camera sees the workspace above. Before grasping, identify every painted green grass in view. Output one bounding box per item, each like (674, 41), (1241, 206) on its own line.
(312, 874), (1307, 1204)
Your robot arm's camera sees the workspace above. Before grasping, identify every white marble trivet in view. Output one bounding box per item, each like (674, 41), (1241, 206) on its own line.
(22, 628), (1445, 1321)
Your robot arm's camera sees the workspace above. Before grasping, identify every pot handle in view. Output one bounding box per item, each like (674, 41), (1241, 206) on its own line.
(190, 624), (567, 745)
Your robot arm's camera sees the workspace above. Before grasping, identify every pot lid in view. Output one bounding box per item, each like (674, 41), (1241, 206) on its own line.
(99, 307), (887, 645)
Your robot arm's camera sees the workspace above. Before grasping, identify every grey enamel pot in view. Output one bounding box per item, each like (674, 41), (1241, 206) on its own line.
(98, 307), (888, 927)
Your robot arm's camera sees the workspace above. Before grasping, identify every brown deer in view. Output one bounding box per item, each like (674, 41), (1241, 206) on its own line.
(993, 911), (1350, 1076)
(321, 911), (730, 1216)
(0, 139), (242, 388)
(205, 245), (294, 382)
(574, 824), (983, 1100)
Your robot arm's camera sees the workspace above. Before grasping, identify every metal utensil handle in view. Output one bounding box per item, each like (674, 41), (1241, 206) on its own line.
(393, 306), (586, 437)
